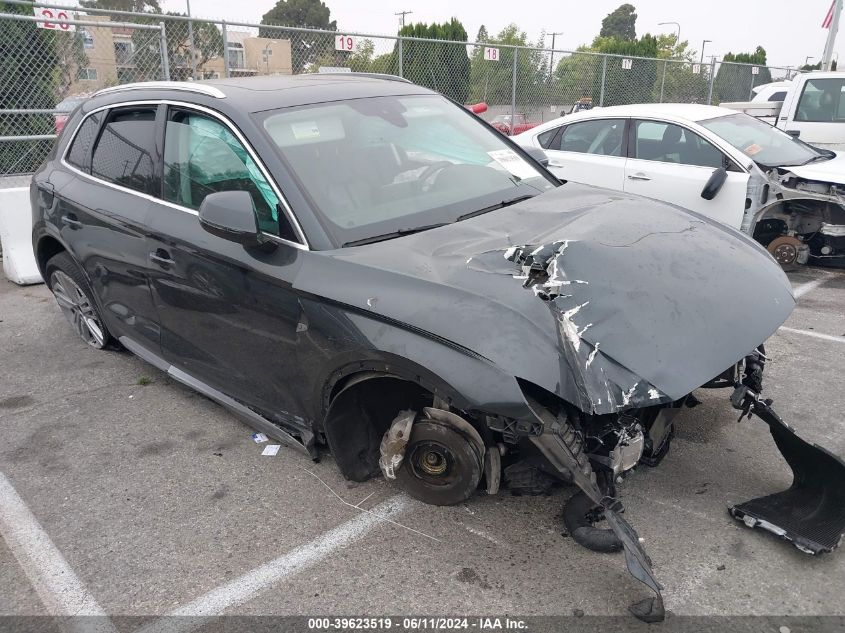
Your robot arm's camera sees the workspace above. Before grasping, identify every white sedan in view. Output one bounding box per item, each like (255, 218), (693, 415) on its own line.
(514, 104), (845, 266)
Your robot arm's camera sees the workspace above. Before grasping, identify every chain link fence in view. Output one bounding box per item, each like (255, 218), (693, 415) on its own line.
(1, 0), (802, 179)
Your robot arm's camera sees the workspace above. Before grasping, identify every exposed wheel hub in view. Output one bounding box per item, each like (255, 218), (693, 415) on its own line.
(393, 415), (484, 506)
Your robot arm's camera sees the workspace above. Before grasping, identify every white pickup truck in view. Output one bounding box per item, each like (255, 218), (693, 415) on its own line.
(721, 71), (845, 150)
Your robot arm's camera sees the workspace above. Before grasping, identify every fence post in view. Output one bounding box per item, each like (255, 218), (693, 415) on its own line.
(397, 38), (403, 78)
(159, 22), (170, 81)
(748, 68), (757, 101)
(707, 57), (716, 105)
(659, 60), (667, 103)
(186, 5), (197, 79)
(221, 20), (230, 78)
(599, 55), (607, 106)
(510, 47), (518, 128)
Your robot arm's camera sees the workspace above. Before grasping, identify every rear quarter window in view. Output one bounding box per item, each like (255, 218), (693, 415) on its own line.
(66, 113), (101, 172)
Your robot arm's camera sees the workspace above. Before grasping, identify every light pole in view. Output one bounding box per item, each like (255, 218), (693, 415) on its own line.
(548, 32), (563, 82)
(186, 0), (196, 80)
(658, 21), (681, 54)
(700, 39), (711, 64)
(805, 55), (815, 68)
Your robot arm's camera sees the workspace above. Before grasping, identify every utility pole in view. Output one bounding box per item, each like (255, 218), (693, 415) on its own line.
(548, 31), (563, 82)
(822, 0), (842, 70)
(395, 10), (412, 28)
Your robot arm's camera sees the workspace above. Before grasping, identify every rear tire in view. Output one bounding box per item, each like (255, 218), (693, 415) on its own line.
(45, 252), (113, 350)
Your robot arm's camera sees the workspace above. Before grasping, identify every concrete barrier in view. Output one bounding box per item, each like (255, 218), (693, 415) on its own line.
(0, 187), (42, 285)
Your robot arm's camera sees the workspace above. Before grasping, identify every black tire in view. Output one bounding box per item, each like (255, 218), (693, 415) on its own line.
(562, 490), (623, 553)
(396, 419), (483, 506)
(45, 251), (114, 350)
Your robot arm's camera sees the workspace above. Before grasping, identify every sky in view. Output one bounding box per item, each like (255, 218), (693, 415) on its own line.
(159, 0), (840, 69)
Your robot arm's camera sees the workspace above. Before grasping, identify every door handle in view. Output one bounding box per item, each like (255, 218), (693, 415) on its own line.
(548, 161), (565, 168)
(60, 214), (82, 228)
(627, 173), (651, 181)
(149, 249), (175, 267)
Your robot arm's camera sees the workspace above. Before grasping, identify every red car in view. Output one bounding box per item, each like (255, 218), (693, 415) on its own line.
(490, 113), (538, 136)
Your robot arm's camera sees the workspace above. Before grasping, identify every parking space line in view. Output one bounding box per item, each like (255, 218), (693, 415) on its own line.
(0, 473), (116, 632)
(778, 326), (845, 344)
(134, 495), (410, 633)
(792, 277), (831, 299)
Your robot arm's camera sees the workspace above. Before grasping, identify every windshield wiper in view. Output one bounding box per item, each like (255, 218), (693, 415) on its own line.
(342, 223), (449, 247)
(800, 153), (833, 166)
(456, 194), (535, 222)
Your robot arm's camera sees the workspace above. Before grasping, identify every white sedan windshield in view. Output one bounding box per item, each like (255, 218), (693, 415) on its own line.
(258, 94), (553, 246)
(699, 113), (827, 167)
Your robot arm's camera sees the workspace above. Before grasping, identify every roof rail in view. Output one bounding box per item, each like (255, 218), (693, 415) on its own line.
(94, 81), (226, 99)
(317, 72), (412, 84)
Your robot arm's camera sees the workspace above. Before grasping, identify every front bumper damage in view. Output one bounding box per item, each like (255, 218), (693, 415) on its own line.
(518, 373), (845, 623)
(500, 239), (845, 622)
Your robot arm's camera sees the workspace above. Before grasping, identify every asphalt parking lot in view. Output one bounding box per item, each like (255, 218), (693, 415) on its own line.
(1, 264), (844, 624)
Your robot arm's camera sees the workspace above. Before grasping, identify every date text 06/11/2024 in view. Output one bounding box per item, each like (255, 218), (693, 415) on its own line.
(306, 617), (529, 630)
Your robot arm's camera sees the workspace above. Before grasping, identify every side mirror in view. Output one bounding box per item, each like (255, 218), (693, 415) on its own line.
(521, 145), (549, 168)
(198, 191), (262, 245)
(701, 167), (728, 200)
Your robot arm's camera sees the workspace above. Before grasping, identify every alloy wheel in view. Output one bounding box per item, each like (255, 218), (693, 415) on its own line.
(50, 270), (106, 349)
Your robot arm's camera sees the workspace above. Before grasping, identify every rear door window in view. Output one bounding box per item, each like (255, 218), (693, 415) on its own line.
(558, 119), (625, 156)
(91, 107), (157, 194)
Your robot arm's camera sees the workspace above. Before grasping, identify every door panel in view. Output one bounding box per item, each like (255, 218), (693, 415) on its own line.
(148, 106), (309, 432)
(543, 118), (627, 190)
(53, 106), (162, 347)
(624, 120), (749, 229)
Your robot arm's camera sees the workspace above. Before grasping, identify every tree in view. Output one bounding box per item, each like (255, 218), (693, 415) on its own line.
(259, 0), (336, 73)
(80, 0), (161, 12)
(165, 12), (223, 80)
(468, 24), (546, 108)
(651, 34), (709, 103)
(801, 60), (837, 71)
(600, 3), (637, 41)
(397, 19), (471, 103)
(0, 0), (60, 173)
(714, 46), (773, 102)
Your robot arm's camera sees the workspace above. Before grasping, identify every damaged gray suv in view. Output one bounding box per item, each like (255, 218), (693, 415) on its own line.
(31, 75), (845, 622)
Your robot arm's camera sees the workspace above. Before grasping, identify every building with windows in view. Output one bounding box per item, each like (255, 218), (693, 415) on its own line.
(67, 18), (292, 92)
(199, 31), (292, 79)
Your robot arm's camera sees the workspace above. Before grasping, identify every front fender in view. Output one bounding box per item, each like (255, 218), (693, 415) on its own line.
(300, 298), (533, 425)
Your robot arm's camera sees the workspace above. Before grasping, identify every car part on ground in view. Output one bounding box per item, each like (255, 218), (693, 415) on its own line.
(729, 385), (845, 555)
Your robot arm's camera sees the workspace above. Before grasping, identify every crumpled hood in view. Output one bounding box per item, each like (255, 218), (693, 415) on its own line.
(783, 151), (845, 185)
(295, 184), (795, 414)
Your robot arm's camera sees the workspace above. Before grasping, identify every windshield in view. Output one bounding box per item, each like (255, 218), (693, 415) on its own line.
(257, 94), (554, 247)
(699, 113), (827, 167)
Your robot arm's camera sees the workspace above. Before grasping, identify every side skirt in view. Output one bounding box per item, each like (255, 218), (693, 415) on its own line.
(119, 336), (310, 456)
